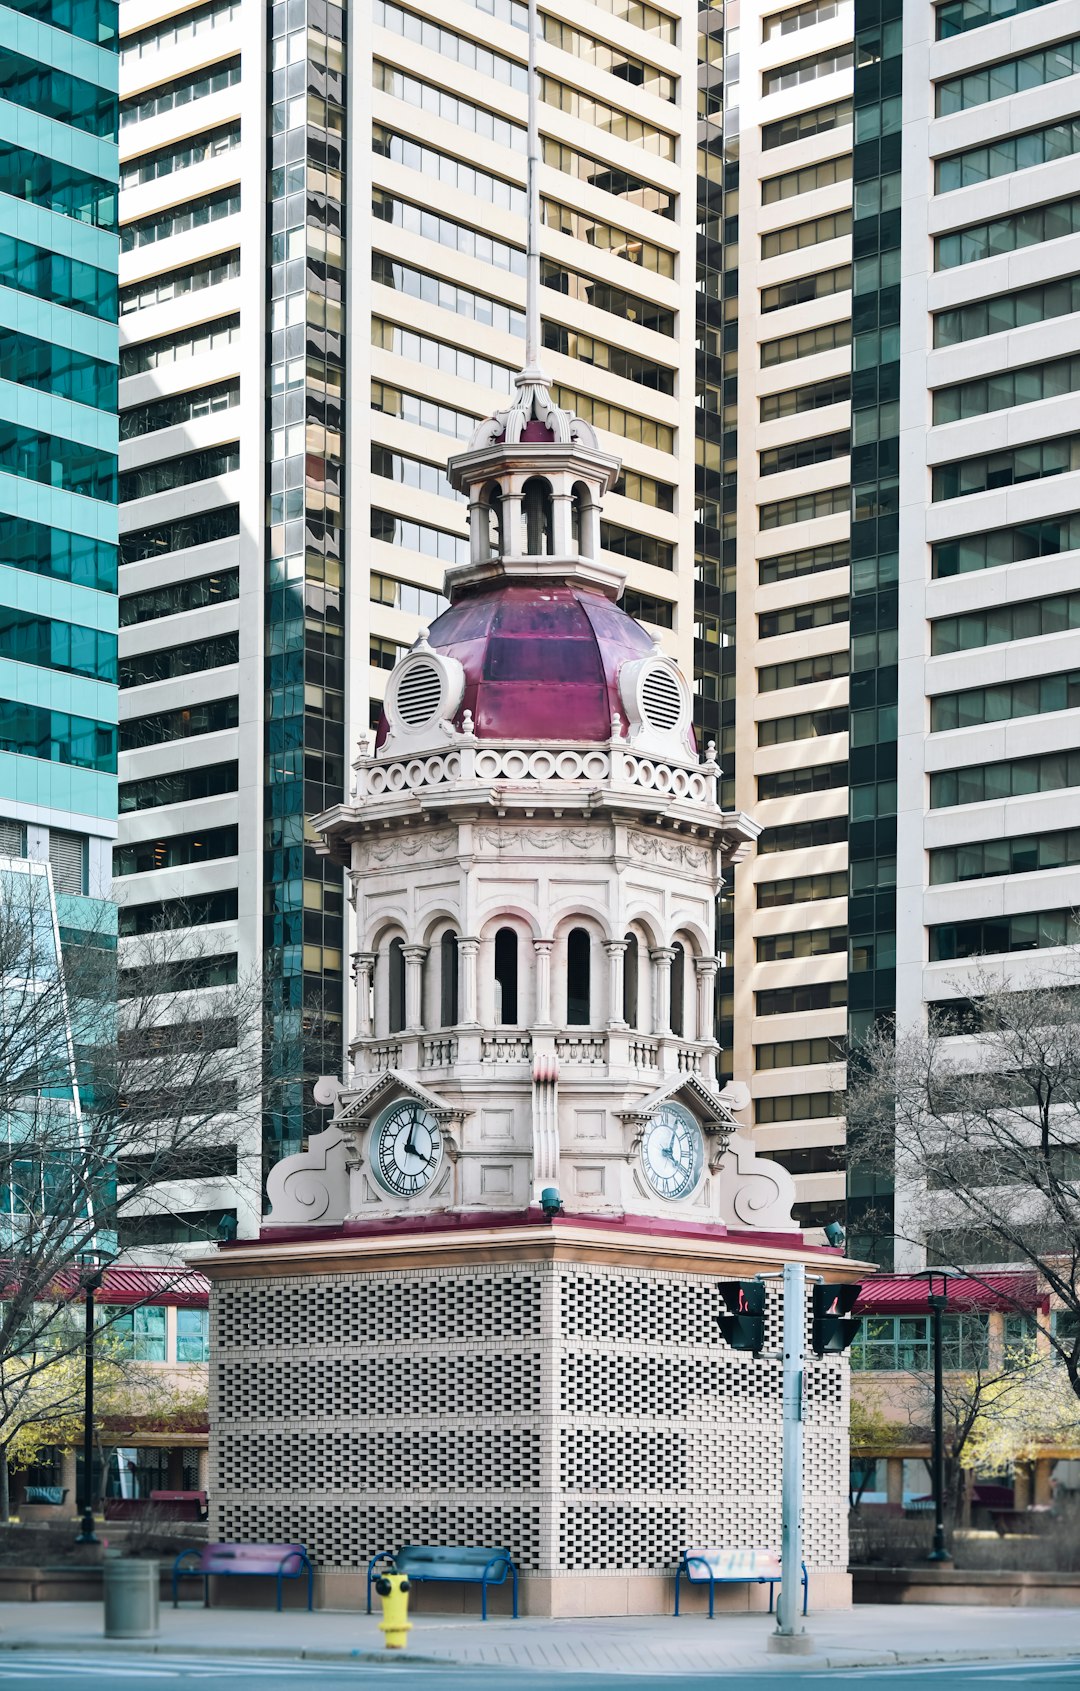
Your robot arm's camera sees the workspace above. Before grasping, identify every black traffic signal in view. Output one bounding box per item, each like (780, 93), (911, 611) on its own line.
(812, 1281), (862, 1356)
(716, 1280), (766, 1354)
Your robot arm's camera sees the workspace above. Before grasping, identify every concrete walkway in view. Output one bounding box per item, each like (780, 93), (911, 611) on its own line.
(0, 1601), (1077, 1674)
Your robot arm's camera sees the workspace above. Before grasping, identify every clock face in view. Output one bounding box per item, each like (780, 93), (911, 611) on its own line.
(370, 1098), (443, 1198)
(640, 1102), (705, 1201)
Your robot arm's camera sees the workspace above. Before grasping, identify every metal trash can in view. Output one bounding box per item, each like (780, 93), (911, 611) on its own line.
(104, 1558), (159, 1638)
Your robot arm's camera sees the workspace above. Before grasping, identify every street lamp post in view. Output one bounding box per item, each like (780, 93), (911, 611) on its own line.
(926, 1270), (952, 1563)
(75, 1256), (105, 1545)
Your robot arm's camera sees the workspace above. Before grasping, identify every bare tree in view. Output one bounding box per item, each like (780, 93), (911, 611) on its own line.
(845, 972), (1080, 1399)
(0, 863), (279, 1493)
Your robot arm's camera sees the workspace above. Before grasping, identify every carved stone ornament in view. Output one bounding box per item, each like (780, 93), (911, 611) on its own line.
(264, 1126), (352, 1228)
(365, 829), (456, 865)
(714, 1133), (798, 1232)
(627, 831), (709, 872)
(474, 826), (613, 856)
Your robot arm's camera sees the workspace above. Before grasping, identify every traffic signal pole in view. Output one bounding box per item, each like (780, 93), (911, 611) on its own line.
(768, 1262), (813, 1655)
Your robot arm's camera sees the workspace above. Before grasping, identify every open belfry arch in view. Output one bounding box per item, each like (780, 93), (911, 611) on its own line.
(199, 0), (861, 1613)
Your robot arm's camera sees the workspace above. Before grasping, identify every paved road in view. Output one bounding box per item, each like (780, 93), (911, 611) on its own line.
(1, 1655), (1079, 1689)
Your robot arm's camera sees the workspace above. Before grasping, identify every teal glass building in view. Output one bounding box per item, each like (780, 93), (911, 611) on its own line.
(0, 0), (118, 938)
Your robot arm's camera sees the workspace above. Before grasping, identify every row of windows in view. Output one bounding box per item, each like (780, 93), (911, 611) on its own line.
(756, 1036), (842, 1071)
(120, 380), (238, 441)
(118, 761), (238, 814)
(542, 323), (674, 395)
(371, 508), (469, 566)
(373, 190), (523, 278)
(763, 99), (852, 153)
(0, 233), (115, 322)
(931, 747), (1080, 809)
(600, 521), (673, 571)
(936, 34), (1080, 115)
(120, 316), (240, 380)
(371, 380), (476, 441)
(120, 632), (238, 690)
(121, 505), (240, 567)
(851, 1313), (988, 1372)
(932, 435), (1080, 503)
(933, 352), (1080, 425)
(374, 0), (524, 91)
(119, 889), (237, 938)
(542, 199), (676, 279)
(755, 1091), (842, 1123)
(551, 383), (674, 453)
(0, 331), (116, 413)
(761, 208), (850, 259)
(934, 275), (1080, 348)
(120, 251), (240, 318)
(758, 869), (847, 908)
(370, 570), (448, 620)
(614, 469), (675, 511)
(0, 422), (114, 503)
(119, 955), (237, 997)
(937, 118), (1080, 195)
(759, 814), (848, 855)
(120, 697), (238, 751)
(761, 320), (851, 368)
(932, 668), (1080, 732)
(371, 318), (514, 393)
(759, 541), (849, 584)
(935, 193), (1080, 272)
(370, 635), (407, 671)
(539, 73), (676, 160)
(761, 265), (851, 316)
(759, 485), (849, 530)
(759, 596), (848, 639)
(932, 590), (1080, 655)
(114, 825), (238, 877)
(622, 589), (674, 628)
(758, 706), (848, 745)
(373, 61), (521, 151)
(119, 443), (239, 506)
(930, 828), (1080, 886)
(763, 0), (843, 40)
(0, 701), (115, 772)
(120, 569), (240, 627)
(372, 255), (524, 338)
(758, 759), (848, 799)
(0, 144), (115, 229)
(120, 121), (240, 190)
(0, 47), (115, 136)
(541, 260), (675, 338)
(757, 924), (846, 962)
(373, 126), (524, 216)
(11, 0), (117, 47)
(120, 53), (240, 125)
(760, 375), (849, 423)
(763, 45), (853, 96)
(762, 153), (851, 206)
(756, 980), (846, 1016)
(371, 445), (455, 502)
(933, 515), (1080, 579)
(120, 0), (239, 60)
(930, 908), (1080, 961)
(542, 13), (676, 102)
(541, 138), (675, 221)
(760, 431), (849, 479)
(936, 0), (1057, 39)
(0, 612), (116, 683)
(121, 185), (240, 253)
(0, 516), (116, 595)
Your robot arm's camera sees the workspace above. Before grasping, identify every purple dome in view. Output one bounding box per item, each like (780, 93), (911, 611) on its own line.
(377, 583), (691, 748)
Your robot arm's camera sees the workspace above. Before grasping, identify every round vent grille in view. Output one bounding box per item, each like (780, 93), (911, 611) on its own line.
(641, 665), (682, 733)
(396, 661), (442, 726)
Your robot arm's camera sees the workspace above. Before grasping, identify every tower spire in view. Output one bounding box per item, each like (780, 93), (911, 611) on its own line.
(525, 0), (543, 376)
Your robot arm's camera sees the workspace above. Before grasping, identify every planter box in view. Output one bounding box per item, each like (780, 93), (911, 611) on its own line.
(853, 1566), (1080, 1607)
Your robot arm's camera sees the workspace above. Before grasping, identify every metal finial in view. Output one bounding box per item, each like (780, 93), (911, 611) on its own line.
(526, 0), (540, 370)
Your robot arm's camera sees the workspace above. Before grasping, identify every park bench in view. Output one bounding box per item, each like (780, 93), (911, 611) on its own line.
(173, 1543), (314, 1612)
(151, 1489), (207, 1521)
(674, 1547), (807, 1619)
(23, 1486), (66, 1506)
(366, 1545), (519, 1620)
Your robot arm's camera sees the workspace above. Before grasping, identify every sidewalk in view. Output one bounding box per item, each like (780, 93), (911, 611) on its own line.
(0, 1600), (1078, 1674)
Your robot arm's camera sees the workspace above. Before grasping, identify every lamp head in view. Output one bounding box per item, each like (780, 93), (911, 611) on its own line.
(824, 1221), (846, 1249)
(216, 1212), (239, 1243)
(539, 1187), (563, 1220)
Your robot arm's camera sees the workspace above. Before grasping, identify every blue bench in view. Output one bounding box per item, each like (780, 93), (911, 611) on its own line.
(367, 1545), (518, 1620)
(674, 1547), (807, 1618)
(173, 1543), (313, 1612)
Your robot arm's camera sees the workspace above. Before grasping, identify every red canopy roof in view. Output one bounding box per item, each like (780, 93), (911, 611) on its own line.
(855, 1272), (1047, 1316)
(52, 1266), (210, 1308)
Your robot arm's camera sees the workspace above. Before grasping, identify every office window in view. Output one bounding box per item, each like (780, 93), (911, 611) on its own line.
(371, 319), (514, 391)
(0, 516), (116, 594)
(541, 199), (675, 278)
(756, 981), (847, 1015)
(757, 926), (846, 961)
(121, 506), (240, 565)
(937, 119), (1080, 193)
(622, 590), (674, 628)
(932, 590), (1080, 654)
(763, 0), (843, 40)
(930, 828), (1080, 885)
(118, 763), (239, 814)
(760, 376), (849, 422)
(759, 541), (849, 583)
(120, 380), (239, 440)
(372, 255), (525, 337)
(932, 516), (1080, 579)
(759, 486), (849, 529)
(761, 266), (851, 314)
(541, 323), (675, 394)
(0, 423), (114, 502)
(762, 100), (852, 151)
(851, 1314), (988, 1371)
(612, 470), (675, 511)
(934, 276), (1080, 347)
(371, 510), (469, 566)
(119, 252), (241, 317)
(121, 121), (240, 188)
(120, 635), (239, 689)
(120, 315), (240, 377)
(370, 447), (457, 505)
(542, 14), (676, 100)
(371, 382), (478, 441)
(600, 523), (674, 571)
(937, 36), (1080, 114)
(933, 436), (1080, 503)
(931, 910), (1080, 961)
(551, 385), (674, 452)
(931, 669), (1080, 732)
(755, 1092), (842, 1122)
(541, 139), (675, 219)
(758, 815), (847, 854)
(759, 597), (848, 638)
(373, 126), (524, 215)
(120, 54), (240, 124)
(0, 703), (115, 773)
(176, 1309), (210, 1362)
(374, 62), (522, 148)
(114, 826), (239, 875)
(758, 761), (848, 798)
(118, 442), (239, 503)
(119, 889), (238, 936)
(0, 233), (115, 321)
(764, 46), (852, 94)
(933, 354), (1080, 423)
(540, 74), (676, 159)
(761, 209), (851, 257)
(0, 610), (116, 683)
(758, 707), (847, 745)
(117, 1207), (238, 1246)
(761, 154), (851, 205)
(121, 0), (240, 59)
(757, 870), (847, 907)
(931, 748), (1080, 809)
(936, 195), (1080, 271)
(541, 260), (675, 337)
(370, 571), (448, 620)
(373, 191), (524, 277)
(102, 1305), (167, 1362)
(121, 185), (240, 252)
(0, 144), (115, 227)
(760, 433), (849, 477)
(756, 1036), (843, 1068)
(120, 569), (240, 626)
(761, 320), (851, 367)
(373, 0), (525, 89)
(10, 0), (116, 46)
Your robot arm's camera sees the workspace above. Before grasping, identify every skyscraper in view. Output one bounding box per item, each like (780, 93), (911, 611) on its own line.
(0, 0), (119, 933)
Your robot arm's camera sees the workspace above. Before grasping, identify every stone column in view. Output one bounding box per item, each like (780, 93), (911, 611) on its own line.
(886, 1455), (904, 1510)
(353, 952), (375, 1039)
(403, 945), (428, 1033)
(650, 947), (675, 1036)
(694, 955), (720, 1043)
(551, 491), (574, 556)
(197, 1447), (210, 1495)
(533, 939), (554, 1027)
(458, 937), (480, 1025)
(605, 940), (627, 1028)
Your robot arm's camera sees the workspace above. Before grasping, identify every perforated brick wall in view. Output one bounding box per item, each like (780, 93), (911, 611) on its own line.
(210, 1258), (848, 1583)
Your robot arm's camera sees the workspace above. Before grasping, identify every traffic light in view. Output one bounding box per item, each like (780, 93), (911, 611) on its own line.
(716, 1280), (766, 1354)
(812, 1281), (862, 1356)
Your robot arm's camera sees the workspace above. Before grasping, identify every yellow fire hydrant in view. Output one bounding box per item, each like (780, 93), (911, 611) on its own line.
(375, 1569), (412, 1650)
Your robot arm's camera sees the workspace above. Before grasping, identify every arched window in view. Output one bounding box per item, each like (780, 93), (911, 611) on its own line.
(522, 477), (553, 555)
(567, 927), (591, 1025)
(623, 932), (639, 1028)
(440, 930), (459, 1027)
(494, 927), (518, 1025)
(484, 484), (503, 558)
(670, 941), (685, 1038)
(388, 937), (406, 1034)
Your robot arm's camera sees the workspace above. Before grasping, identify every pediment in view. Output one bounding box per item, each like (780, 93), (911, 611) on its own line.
(617, 1071), (747, 1135)
(334, 1068), (466, 1126)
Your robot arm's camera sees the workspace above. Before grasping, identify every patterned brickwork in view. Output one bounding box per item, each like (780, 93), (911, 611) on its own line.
(211, 1258), (849, 1582)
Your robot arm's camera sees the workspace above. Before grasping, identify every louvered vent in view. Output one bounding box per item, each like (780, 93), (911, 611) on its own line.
(49, 829), (86, 896)
(640, 667), (681, 733)
(396, 661), (442, 726)
(0, 819), (25, 858)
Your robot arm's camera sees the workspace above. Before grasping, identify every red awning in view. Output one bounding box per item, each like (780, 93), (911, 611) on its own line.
(49, 1266), (210, 1308)
(855, 1272), (1047, 1317)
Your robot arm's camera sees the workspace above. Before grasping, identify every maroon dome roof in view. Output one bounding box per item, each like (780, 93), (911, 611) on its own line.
(377, 583), (691, 748)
